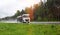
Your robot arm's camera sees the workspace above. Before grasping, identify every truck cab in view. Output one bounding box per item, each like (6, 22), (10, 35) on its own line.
(17, 14), (30, 23)
(22, 14), (30, 23)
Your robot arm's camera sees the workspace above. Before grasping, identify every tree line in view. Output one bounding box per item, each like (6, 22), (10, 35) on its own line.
(2, 0), (60, 21)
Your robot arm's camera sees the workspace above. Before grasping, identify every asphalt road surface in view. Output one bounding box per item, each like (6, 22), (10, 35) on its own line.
(0, 20), (60, 24)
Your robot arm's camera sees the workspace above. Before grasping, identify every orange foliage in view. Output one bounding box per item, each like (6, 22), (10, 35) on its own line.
(25, 6), (34, 20)
(33, 4), (39, 11)
(25, 4), (39, 21)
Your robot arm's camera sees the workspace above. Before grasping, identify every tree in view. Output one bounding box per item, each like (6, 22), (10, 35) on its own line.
(46, 0), (60, 21)
(12, 10), (21, 18)
(20, 9), (26, 15)
(25, 6), (34, 21)
(33, 1), (48, 21)
(33, 4), (40, 20)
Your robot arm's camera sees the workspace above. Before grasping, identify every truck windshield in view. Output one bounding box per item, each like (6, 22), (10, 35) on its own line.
(23, 16), (29, 17)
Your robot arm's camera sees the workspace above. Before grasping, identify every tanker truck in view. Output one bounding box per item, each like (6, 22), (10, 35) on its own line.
(17, 14), (30, 23)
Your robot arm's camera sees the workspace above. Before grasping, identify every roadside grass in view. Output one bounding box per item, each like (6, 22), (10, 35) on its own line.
(0, 23), (60, 35)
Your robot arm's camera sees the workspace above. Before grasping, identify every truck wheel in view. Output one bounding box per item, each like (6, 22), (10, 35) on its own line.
(28, 22), (29, 23)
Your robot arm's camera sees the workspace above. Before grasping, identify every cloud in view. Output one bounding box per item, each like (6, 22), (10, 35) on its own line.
(0, 0), (40, 18)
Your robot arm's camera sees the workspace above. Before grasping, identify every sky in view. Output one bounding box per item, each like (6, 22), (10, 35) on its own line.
(0, 0), (46, 18)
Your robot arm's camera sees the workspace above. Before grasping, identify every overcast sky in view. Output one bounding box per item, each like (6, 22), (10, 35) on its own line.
(0, 0), (47, 18)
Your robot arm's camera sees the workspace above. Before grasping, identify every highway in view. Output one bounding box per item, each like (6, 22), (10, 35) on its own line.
(0, 20), (60, 24)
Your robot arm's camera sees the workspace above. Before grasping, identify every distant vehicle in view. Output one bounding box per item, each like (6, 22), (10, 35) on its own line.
(17, 14), (30, 23)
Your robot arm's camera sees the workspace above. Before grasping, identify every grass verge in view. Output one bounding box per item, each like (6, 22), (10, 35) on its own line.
(0, 23), (60, 35)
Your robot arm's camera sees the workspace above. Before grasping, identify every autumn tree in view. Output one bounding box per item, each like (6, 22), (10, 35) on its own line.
(25, 6), (34, 21)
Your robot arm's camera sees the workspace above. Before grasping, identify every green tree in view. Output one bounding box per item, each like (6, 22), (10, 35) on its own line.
(46, 0), (60, 21)
(12, 10), (21, 18)
(34, 1), (48, 21)
(20, 9), (27, 15)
